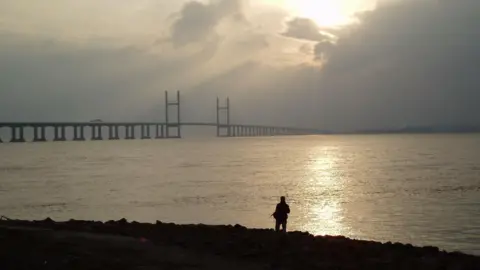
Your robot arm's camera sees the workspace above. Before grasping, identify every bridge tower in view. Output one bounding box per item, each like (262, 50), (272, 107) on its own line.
(165, 91), (181, 138)
(216, 97), (230, 137)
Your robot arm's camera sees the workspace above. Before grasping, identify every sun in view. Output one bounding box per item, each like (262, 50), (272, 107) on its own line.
(285, 0), (355, 28)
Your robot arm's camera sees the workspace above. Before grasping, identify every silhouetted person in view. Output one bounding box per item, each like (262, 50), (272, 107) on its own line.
(273, 196), (290, 232)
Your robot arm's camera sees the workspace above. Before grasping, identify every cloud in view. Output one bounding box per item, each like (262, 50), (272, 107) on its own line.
(315, 0), (480, 130)
(169, 0), (246, 47)
(282, 17), (331, 42)
(1, 0), (480, 132)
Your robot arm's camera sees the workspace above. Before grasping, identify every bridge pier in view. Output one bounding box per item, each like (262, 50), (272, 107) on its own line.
(10, 126), (26, 143)
(91, 125), (103, 140)
(33, 126), (47, 142)
(108, 125), (120, 140)
(155, 125), (164, 139)
(53, 126), (66, 141)
(125, 125), (135, 140)
(73, 126), (85, 141)
(141, 125), (151, 139)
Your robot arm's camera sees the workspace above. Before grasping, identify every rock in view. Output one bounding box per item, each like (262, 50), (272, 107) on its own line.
(44, 217), (54, 224)
(234, 224), (246, 230)
(117, 218), (128, 225)
(1, 218), (479, 270)
(423, 245), (440, 254)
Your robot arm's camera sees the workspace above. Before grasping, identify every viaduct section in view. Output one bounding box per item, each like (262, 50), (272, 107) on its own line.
(0, 91), (321, 143)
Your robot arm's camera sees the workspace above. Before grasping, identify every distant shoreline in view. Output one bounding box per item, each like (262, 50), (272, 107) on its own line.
(1, 218), (479, 269)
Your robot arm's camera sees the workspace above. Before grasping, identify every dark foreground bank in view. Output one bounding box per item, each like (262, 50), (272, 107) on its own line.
(0, 218), (479, 270)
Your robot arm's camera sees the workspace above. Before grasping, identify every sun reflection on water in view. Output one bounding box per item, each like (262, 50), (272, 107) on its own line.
(299, 146), (351, 237)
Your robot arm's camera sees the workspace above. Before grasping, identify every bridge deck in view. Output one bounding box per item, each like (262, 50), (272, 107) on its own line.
(0, 122), (320, 132)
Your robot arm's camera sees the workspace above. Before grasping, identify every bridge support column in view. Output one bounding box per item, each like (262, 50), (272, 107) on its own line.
(155, 125), (164, 139)
(141, 125), (151, 139)
(53, 126), (66, 141)
(73, 126), (85, 141)
(165, 91), (182, 139)
(216, 97), (230, 137)
(125, 125), (135, 140)
(92, 126), (103, 140)
(10, 126), (26, 143)
(108, 126), (119, 140)
(33, 126), (47, 142)
(61, 127), (66, 141)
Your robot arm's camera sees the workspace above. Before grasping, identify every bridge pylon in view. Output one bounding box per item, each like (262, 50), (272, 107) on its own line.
(165, 91), (181, 138)
(216, 97), (230, 137)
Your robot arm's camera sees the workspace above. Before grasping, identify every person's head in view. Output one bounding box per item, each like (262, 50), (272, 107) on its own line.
(280, 196), (286, 203)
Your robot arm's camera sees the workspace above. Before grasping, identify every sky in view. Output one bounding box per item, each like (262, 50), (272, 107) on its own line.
(0, 0), (479, 131)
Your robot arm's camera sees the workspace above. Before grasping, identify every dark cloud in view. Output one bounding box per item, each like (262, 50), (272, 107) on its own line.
(282, 17), (332, 42)
(169, 0), (245, 47)
(315, 0), (480, 130)
(314, 41), (335, 60)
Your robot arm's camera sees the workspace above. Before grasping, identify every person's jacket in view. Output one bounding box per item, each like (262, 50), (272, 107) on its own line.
(273, 202), (290, 221)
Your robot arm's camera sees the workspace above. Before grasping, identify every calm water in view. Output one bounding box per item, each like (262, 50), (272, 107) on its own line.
(0, 134), (479, 254)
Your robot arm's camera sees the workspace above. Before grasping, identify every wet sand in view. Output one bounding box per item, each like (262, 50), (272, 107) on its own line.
(0, 218), (479, 269)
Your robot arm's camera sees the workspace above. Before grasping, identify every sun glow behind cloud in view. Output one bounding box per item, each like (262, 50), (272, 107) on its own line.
(287, 0), (351, 27)
(260, 0), (377, 28)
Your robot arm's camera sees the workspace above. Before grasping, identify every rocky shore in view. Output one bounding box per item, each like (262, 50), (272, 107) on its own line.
(0, 217), (479, 269)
